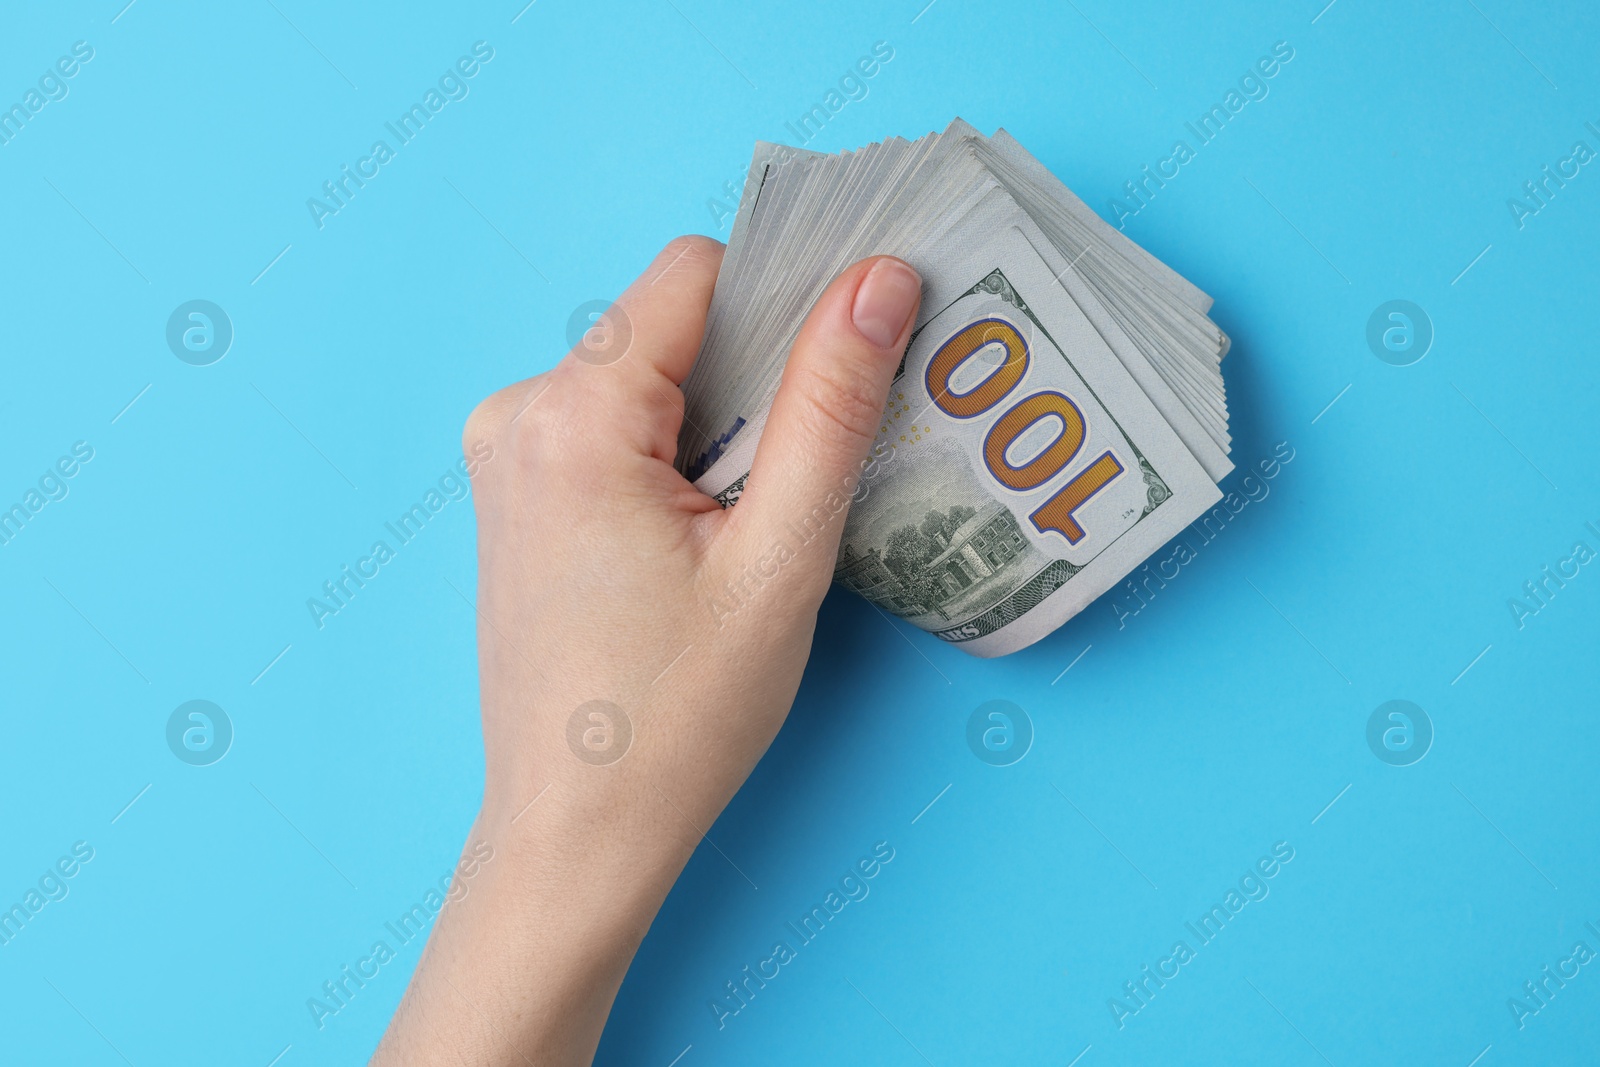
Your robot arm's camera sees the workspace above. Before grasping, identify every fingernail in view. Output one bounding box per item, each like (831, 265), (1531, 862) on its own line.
(851, 259), (921, 349)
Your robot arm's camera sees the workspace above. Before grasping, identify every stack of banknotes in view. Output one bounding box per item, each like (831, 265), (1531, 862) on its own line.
(677, 119), (1232, 658)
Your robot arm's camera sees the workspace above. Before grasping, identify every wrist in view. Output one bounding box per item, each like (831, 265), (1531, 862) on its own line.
(475, 773), (700, 934)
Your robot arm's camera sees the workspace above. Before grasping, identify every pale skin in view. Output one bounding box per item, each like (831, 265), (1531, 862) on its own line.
(371, 236), (923, 1065)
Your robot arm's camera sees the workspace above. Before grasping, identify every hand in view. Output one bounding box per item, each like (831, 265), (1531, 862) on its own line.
(372, 235), (922, 1065)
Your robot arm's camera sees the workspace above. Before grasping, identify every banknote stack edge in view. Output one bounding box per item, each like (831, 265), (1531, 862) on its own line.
(677, 119), (1233, 658)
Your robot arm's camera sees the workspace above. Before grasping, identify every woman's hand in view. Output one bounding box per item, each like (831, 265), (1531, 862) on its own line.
(372, 235), (921, 1065)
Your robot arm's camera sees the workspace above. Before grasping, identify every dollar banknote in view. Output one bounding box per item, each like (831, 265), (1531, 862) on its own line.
(679, 121), (1232, 657)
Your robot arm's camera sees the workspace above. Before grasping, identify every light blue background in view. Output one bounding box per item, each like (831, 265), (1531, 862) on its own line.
(3, 1), (1597, 1064)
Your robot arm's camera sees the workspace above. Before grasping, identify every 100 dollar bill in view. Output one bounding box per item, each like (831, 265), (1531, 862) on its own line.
(696, 224), (1220, 657)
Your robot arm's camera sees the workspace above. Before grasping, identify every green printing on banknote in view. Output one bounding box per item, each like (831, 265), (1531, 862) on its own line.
(836, 267), (1171, 643)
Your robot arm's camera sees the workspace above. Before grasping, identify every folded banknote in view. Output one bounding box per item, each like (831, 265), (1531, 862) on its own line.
(677, 120), (1233, 657)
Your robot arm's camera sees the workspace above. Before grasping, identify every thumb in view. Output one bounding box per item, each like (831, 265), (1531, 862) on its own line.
(731, 255), (922, 599)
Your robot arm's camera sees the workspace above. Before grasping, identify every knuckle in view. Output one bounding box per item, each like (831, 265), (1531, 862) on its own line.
(463, 375), (558, 459)
(462, 393), (507, 459)
(662, 233), (722, 263)
(509, 375), (600, 470)
(651, 234), (724, 282)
